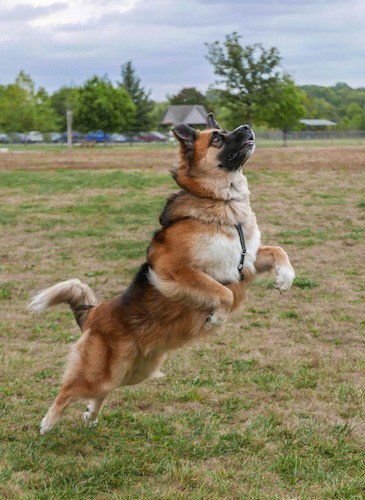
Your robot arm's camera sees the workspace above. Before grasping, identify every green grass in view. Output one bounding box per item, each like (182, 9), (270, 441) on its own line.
(0, 282), (13, 300)
(0, 169), (170, 194)
(1, 146), (365, 498)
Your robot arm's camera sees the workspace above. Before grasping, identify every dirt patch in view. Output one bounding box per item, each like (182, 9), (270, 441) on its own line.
(1, 145), (364, 173)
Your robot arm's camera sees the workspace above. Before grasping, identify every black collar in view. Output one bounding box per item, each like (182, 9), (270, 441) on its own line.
(235, 224), (246, 281)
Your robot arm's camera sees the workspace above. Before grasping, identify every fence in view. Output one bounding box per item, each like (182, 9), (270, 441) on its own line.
(255, 129), (365, 144)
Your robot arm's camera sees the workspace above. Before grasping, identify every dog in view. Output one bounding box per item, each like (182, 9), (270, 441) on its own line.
(29, 113), (295, 434)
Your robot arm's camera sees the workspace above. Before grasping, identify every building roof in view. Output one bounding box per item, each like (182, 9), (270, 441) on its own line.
(300, 119), (337, 127)
(160, 105), (208, 126)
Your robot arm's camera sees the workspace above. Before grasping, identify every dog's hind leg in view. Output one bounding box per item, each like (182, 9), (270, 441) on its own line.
(40, 380), (109, 435)
(40, 336), (111, 435)
(150, 353), (167, 379)
(40, 383), (77, 435)
(83, 397), (105, 426)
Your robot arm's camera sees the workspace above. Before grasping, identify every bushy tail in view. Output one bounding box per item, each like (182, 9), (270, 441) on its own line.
(28, 279), (98, 329)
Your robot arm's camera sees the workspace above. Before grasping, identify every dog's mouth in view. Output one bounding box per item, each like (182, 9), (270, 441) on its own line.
(227, 135), (255, 162)
(244, 135), (255, 146)
(242, 130), (256, 146)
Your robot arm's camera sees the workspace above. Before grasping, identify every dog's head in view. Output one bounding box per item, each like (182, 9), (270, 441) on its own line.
(171, 113), (255, 200)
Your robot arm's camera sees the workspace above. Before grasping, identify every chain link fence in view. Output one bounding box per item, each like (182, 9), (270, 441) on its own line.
(255, 129), (365, 145)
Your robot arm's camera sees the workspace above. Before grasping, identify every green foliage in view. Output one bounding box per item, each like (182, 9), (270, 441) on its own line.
(168, 87), (208, 107)
(0, 71), (59, 132)
(264, 74), (306, 144)
(300, 82), (365, 129)
(50, 86), (78, 130)
(0, 283), (13, 300)
(148, 100), (169, 130)
(205, 32), (282, 125)
(74, 75), (136, 133)
(33, 87), (60, 131)
(119, 61), (154, 132)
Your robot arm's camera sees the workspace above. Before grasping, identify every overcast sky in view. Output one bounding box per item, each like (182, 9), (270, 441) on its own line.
(0, 0), (364, 100)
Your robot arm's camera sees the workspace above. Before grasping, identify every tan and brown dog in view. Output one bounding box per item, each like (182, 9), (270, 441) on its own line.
(29, 113), (295, 434)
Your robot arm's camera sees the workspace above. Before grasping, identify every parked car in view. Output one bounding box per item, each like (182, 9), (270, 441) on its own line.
(58, 131), (84, 143)
(9, 133), (25, 143)
(125, 134), (142, 143)
(85, 130), (111, 143)
(0, 133), (10, 143)
(110, 133), (127, 143)
(27, 131), (44, 143)
(49, 132), (62, 143)
(139, 131), (167, 142)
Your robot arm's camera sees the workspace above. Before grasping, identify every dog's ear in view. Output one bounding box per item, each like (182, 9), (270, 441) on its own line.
(206, 112), (221, 130)
(172, 124), (196, 144)
(172, 124), (197, 163)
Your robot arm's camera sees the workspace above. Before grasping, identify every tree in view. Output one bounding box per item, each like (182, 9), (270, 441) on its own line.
(51, 86), (78, 130)
(265, 75), (306, 145)
(300, 83), (365, 128)
(74, 75), (136, 133)
(0, 82), (33, 132)
(148, 101), (169, 130)
(339, 103), (365, 130)
(168, 87), (207, 106)
(0, 71), (58, 132)
(205, 32), (282, 125)
(119, 61), (154, 132)
(33, 87), (60, 132)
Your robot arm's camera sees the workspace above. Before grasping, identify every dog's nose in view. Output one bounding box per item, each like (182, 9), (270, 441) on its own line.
(233, 124), (253, 142)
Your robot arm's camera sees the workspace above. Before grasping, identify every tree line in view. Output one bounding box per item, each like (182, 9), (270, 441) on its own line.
(0, 32), (364, 135)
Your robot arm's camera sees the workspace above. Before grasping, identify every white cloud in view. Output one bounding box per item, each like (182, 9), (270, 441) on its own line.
(0, 0), (364, 99)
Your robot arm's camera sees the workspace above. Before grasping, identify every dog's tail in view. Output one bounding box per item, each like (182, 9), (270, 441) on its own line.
(28, 279), (98, 329)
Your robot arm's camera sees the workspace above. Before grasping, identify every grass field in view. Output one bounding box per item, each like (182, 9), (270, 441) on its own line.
(1, 144), (365, 498)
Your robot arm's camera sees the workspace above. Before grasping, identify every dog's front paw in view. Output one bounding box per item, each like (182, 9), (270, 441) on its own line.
(274, 265), (295, 293)
(205, 308), (229, 330)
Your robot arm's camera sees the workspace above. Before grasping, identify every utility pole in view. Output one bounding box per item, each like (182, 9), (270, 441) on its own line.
(66, 110), (73, 150)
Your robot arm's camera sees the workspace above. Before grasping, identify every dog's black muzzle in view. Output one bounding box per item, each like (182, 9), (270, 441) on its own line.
(218, 124), (255, 171)
(232, 124), (255, 144)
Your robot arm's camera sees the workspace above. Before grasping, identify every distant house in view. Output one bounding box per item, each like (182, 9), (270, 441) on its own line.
(160, 105), (208, 127)
(300, 119), (337, 128)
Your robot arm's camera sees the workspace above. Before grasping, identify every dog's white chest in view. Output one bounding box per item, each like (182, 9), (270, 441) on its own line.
(193, 224), (261, 283)
(194, 231), (242, 283)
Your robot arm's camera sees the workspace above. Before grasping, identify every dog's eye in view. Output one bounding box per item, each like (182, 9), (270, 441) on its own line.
(211, 134), (223, 148)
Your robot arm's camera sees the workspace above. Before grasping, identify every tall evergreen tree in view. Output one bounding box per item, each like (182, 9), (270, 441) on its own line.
(119, 61), (154, 132)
